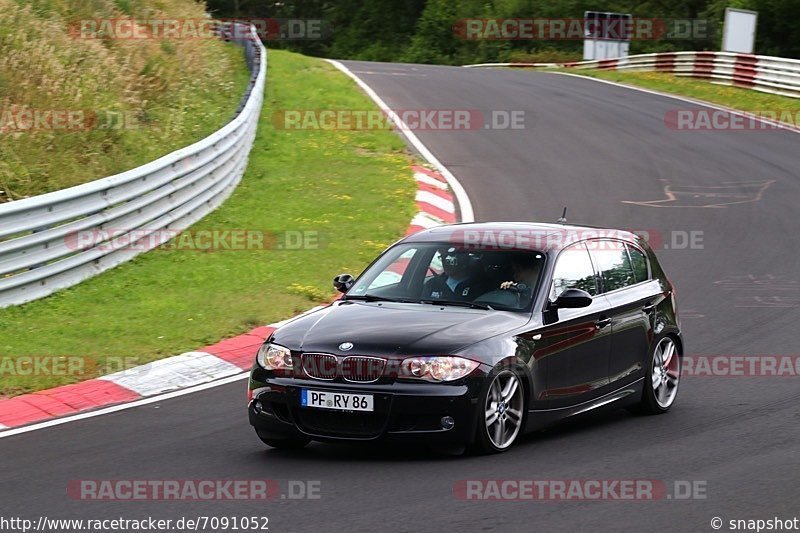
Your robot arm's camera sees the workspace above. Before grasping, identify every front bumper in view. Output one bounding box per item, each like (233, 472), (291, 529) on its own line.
(248, 369), (487, 445)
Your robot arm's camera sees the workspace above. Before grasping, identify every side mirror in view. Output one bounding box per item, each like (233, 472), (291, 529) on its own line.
(553, 288), (592, 309)
(333, 273), (355, 293)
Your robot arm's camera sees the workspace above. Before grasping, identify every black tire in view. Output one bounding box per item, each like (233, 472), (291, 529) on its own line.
(630, 335), (681, 415)
(471, 368), (526, 454)
(256, 431), (311, 450)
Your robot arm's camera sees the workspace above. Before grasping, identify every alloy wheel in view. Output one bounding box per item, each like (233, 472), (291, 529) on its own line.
(484, 371), (524, 449)
(651, 337), (680, 409)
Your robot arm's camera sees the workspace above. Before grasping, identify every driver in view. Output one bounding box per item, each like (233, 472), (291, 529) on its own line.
(498, 253), (543, 304)
(422, 248), (482, 300)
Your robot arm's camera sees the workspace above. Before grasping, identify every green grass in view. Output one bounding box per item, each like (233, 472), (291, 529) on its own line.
(548, 69), (800, 117)
(0, 50), (418, 397)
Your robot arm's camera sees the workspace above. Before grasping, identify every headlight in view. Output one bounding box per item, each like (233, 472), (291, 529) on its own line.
(256, 343), (293, 370)
(400, 356), (479, 382)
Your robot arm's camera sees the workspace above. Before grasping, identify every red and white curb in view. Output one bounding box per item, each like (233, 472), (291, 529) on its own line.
(326, 58), (474, 223)
(0, 166), (456, 434)
(408, 165), (455, 234)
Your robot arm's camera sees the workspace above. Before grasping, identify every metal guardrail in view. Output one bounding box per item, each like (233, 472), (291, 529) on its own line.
(0, 23), (266, 308)
(464, 51), (800, 98)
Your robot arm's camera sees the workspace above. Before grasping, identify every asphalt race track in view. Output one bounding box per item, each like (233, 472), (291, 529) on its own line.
(2, 62), (799, 532)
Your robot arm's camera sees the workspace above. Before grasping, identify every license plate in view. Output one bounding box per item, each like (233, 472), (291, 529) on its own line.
(300, 389), (374, 412)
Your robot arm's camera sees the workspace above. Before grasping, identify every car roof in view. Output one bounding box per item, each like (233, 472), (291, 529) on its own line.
(401, 221), (642, 252)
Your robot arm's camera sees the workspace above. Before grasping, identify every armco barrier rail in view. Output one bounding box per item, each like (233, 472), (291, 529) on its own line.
(0, 23), (266, 308)
(464, 51), (800, 99)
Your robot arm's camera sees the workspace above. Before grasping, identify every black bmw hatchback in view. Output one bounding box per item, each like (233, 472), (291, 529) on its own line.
(248, 222), (682, 453)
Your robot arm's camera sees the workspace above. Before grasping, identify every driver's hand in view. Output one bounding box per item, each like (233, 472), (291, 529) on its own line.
(500, 281), (517, 290)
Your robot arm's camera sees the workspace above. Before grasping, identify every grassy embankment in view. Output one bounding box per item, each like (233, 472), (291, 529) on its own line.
(0, 0), (250, 201)
(0, 49), (418, 396)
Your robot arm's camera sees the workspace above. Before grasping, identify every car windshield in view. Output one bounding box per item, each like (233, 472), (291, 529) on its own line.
(346, 243), (546, 311)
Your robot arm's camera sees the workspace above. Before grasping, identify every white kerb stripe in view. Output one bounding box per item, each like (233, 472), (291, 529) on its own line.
(99, 351), (241, 397)
(414, 171), (448, 190)
(410, 212), (445, 229)
(416, 190), (455, 213)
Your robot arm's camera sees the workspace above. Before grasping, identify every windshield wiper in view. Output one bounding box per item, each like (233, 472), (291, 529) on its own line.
(345, 294), (415, 303)
(420, 299), (493, 310)
(346, 295), (493, 310)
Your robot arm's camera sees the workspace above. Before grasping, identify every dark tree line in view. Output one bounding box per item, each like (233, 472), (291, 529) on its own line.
(206, 0), (800, 63)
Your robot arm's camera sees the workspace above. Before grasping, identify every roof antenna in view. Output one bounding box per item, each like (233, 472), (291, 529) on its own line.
(557, 207), (567, 224)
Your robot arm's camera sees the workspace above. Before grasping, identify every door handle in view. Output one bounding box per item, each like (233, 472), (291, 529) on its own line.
(595, 316), (612, 329)
(642, 303), (656, 313)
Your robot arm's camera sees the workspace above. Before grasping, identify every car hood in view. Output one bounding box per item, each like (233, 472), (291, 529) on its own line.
(270, 300), (530, 357)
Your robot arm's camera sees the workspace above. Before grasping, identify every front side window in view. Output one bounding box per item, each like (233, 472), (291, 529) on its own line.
(551, 243), (598, 298)
(590, 239), (636, 292)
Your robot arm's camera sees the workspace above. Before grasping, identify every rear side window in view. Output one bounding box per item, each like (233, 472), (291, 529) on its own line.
(591, 240), (635, 292)
(551, 243), (598, 298)
(626, 244), (649, 283)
